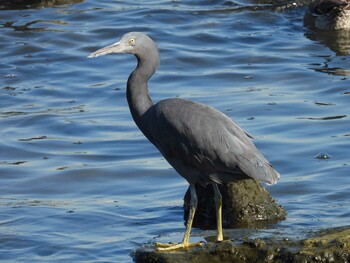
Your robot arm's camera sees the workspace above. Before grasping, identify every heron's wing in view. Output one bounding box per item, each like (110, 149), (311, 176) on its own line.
(146, 98), (279, 185)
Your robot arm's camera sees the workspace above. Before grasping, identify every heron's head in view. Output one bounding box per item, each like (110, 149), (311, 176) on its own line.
(88, 32), (158, 59)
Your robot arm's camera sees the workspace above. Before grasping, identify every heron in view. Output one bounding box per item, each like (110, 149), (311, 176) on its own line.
(88, 32), (280, 251)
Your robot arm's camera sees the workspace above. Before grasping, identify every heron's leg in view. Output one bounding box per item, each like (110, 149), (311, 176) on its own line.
(213, 183), (223, 242)
(181, 183), (198, 244)
(155, 184), (203, 251)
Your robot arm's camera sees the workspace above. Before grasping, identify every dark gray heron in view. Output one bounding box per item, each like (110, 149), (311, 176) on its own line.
(88, 32), (280, 251)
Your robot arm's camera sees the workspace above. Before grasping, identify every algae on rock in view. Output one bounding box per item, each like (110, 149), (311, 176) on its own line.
(184, 179), (287, 229)
(133, 226), (350, 263)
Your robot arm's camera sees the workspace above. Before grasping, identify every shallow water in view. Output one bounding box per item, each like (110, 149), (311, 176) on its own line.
(0, 0), (349, 262)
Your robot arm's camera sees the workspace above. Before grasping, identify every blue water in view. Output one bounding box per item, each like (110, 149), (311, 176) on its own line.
(0, 0), (349, 262)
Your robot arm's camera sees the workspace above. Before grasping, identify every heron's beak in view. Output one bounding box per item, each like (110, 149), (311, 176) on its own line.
(87, 41), (124, 58)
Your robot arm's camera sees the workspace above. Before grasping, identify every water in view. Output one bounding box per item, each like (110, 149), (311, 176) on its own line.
(0, 0), (349, 262)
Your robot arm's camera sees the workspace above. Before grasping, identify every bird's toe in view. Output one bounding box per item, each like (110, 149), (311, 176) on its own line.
(155, 241), (204, 251)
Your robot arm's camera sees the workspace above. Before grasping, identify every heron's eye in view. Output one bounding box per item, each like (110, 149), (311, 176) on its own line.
(129, 38), (135, 45)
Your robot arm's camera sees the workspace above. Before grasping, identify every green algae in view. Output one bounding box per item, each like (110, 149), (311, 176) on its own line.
(300, 228), (350, 262)
(133, 227), (350, 263)
(184, 179), (287, 229)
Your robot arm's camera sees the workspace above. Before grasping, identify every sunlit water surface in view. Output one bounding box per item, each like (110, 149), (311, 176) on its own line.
(0, 0), (349, 262)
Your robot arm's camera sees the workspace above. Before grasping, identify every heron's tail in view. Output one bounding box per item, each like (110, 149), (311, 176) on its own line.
(262, 163), (280, 185)
(236, 155), (280, 185)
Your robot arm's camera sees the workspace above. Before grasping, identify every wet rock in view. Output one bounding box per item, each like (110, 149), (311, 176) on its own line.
(184, 179), (287, 229)
(133, 227), (350, 263)
(300, 228), (350, 262)
(0, 0), (83, 10)
(304, 0), (350, 31)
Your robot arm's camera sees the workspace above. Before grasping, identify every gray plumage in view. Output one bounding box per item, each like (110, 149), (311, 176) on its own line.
(143, 98), (279, 185)
(88, 32), (280, 250)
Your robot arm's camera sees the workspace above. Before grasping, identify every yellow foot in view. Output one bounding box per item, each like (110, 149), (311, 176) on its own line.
(155, 241), (204, 251)
(216, 235), (223, 242)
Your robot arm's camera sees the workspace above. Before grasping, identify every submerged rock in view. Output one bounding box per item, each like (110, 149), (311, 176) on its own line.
(184, 179), (287, 229)
(133, 226), (350, 263)
(315, 152), (331, 159)
(0, 0), (83, 10)
(304, 0), (350, 30)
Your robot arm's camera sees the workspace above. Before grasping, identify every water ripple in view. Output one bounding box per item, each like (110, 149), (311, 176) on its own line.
(0, 1), (349, 262)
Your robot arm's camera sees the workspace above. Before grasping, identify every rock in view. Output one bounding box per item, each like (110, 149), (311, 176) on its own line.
(0, 0), (83, 10)
(184, 179), (287, 229)
(132, 226), (350, 263)
(304, 0), (350, 30)
(300, 228), (350, 262)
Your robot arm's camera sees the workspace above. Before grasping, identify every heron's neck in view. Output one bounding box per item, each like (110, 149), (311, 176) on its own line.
(126, 54), (158, 127)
